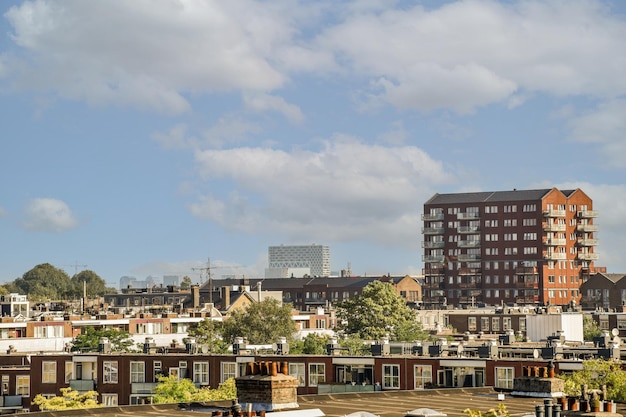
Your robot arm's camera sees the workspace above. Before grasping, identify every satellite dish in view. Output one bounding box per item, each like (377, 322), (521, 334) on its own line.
(612, 328), (619, 337)
(533, 349), (539, 359)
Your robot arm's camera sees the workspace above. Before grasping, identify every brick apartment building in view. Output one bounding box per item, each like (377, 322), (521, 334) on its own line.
(422, 188), (601, 308)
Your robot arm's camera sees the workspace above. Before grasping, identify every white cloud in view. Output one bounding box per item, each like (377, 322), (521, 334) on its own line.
(567, 99), (626, 168)
(190, 138), (456, 245)
(21, 198), (79, 233)
(243, 93), (304, 124)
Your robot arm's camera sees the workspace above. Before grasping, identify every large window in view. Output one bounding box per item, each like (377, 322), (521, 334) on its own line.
(42, 361), (56, 384)
(65, 361), (73, 383)
(414, 365), (433, 389)
(16, 376), (29, 396)
(193, 362), (209, 385)
(130, 361), (145, 383)
(221, 362), (237, 383)
(308, 363), (325, 387)
(101, 394), (118, 407)
(468, 317), (477, 332)
(103, 361), (118, 384)
(289, 363), (306, 387)
(495, 367), (514, 389)
(383, 364), (400, 389)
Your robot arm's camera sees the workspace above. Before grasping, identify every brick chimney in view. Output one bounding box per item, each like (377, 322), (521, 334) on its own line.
(235, 361), (299, 411)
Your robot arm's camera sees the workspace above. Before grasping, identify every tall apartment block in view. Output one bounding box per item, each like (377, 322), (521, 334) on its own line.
(421, 188), (599, 308)
(265, 244), (331, 278)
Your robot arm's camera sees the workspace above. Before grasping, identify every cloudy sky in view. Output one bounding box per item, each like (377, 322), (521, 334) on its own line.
(1, 0), (625, 288)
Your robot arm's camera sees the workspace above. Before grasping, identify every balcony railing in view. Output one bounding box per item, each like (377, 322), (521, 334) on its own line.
(577, 253), (599, 260)
(458, 254), (481, 262)
(544, 223), (566, 232)
(577, 224), (599, 232)
(422, 241), (445, 249)
(515, 266), (539, 275)
(457, 212), (480, 220)
(544, 252), (567, 260)
(423, 267), (445, 276)
(458, 268), (481, 275)
(544, 238), (566, 246)
(421, 213), (444, 221)
(458, 226), (480, 234)
(577, 210), (598, 218)
(577, 238), (599, 246)
(458, 240), (480, 248)
(422, 255), (445, 263)
(516, 281), (539, 289)
(131, 382), (159, 394)
(544, 209), (566, 217)
(422, 227), (445, 235)
(69, 379), (96, 392)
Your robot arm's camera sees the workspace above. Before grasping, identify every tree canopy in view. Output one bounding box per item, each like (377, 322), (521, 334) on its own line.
(71, 270), (117, 298)
(187, 318), (229, 353)
(70, 327), (135, 353)
(290, 333), (330, 355)
(10, 263), (73, 301)
(221, 298), (296, 344)
(32, 387), (101, 411)
(153, 375), (236, 404)
(336, 280), (428, 341)
(558, 359), (626, 401)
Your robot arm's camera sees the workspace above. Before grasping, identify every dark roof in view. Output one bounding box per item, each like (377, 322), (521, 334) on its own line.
(424, 188), (579, 205)
(204, 276), (409, 291)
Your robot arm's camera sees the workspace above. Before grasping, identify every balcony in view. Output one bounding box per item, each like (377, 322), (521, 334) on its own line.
(458, 240), (480, 248)
(458, 268), (481, 275)
(422, 255), (445, 263)
(422, 241), (445, 249)
(544, 209), (566, 217)
(69, 379), (96, 392)
(544, 238), (566, 246)
(515, 266), (539, 275)
(544, 252), (567, 260)
(577, 224), (598, 232)
(577, 253), (599, 261)
(422, 227), (445, 235)
(578, 210), (598, 218)
(516, 296), (539, 304)
(423, 267), (445, 276)
(131, 382), (159, 394)
(421, 213), (444, 221)
(516, 281), (539, 289)
(458, 254), (481, 262)
(577, 238), (599, 246)
(544, 223), (566, 232)
(458, 226), (480, 234)
(457, 212), (480, 220)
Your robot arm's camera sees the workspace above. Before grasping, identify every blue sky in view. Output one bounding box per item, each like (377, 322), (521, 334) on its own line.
(1, 0), (625, 288)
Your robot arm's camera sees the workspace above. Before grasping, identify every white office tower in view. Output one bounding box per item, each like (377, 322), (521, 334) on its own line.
(265, 244), (330, 278)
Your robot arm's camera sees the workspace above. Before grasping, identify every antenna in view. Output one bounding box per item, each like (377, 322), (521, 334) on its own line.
(62, 262), (88, 276)
(191, 257), (243, 304)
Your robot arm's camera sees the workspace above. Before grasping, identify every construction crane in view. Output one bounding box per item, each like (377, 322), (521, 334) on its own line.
(191, 257), (242, 303)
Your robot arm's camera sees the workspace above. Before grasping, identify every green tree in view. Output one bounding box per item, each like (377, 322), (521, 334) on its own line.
(465, 404), (509, 417)
(180, 276), (192, 290)
(187, 318), (229, 353)
(32, 387), (101, 411)
(152, 375), (237, 404)
(290, 333), (330, 355)
(70, 327), (135, 352)
(558, 359), (626, 401)
(336, 281), (428, 341)
(583, 315), (603, 341)
(70, 270), (114, 298)
(221, 298), (296, 344)
(11, 263), (73, 301)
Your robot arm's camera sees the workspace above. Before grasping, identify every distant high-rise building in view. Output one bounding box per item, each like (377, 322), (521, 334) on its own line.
(266, 244), (331, 278)
(422, 188), (599, 308)
(163, 275), (180, 287)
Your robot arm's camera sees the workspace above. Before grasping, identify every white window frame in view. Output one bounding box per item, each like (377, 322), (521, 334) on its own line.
(65, 361), (73, 384)
(130, 361), (145, 383)
(308, 363), (325, 387)
(495, 367), (514, 389)
(193, 362), (209, 385)
(102, 393), (118, 407)
(383, 364), (400, 389)
(289, 363), (306, 387)
(221, 362), (237, 383)
(16, 375), (29, 396)
(42, 361), (56, 384)
(414, 365), (433, 390)
(103, 361), (118, 384)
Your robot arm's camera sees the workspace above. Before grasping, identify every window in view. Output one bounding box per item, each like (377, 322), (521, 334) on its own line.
(523, 204), (536, 212)
(65, 361), (73, 383)
(289, 363), (306, 387)
(383, 364), (400, 389)
(495, 367), (514, 389)
(523, 218), (537, 226)
(130, 361), (145, 383)
(503, 317), (511, 331)
(16, 376), (29, 396)
(104, 361), (118, 384)
(414, 365), (433, 389)
(179, 361), (188, 379)
(193, 362), (209, 385)
(42, 361), (56, 384)
(468, 317), (477, 332)
(154, 361), (162, 380)
(221, 362), (237, 383)
(481, 317), (490, 331)
(101, 394), (118, 407)
(308, 363), (325, 387)
(519, 317), (526, 332)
